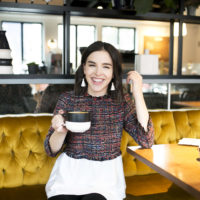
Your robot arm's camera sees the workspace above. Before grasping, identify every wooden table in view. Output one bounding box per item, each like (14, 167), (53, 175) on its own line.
(173, 101), (200, 107)
(127, 144), (200, 199)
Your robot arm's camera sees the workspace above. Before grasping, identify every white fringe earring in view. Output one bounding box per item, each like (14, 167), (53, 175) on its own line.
(81, 78), (86, 87)
(111, 82), (115, 91)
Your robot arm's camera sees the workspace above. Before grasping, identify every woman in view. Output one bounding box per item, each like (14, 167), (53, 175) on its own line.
(44, 41), (154, 200)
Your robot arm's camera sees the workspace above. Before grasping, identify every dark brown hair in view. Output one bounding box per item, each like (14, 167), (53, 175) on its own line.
(74, 41), (124, 102)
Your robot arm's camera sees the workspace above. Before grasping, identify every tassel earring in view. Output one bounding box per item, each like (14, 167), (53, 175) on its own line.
(111, 82), (115, 91)
(81, 78), (86, 87)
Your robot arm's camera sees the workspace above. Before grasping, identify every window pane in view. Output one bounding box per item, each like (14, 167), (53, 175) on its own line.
(2, 22), (22, 74)
(0, 84), (37, 114)
(1, 12), (63, 75)
(77, 25), (96, 70)
(58, 24), (63, 50)
(183, 5), (200, 17)
(119, 28), (134, 50)
(124, 82), (168, 109)
(23, 23), (42, 65)
(0, 84), (74, 114)
(143, 83), (168, 109)
(102, 27), (118, 48)
(182, 23), (200, 75)
(70, 25), (76, 74)
(171, 83), (200, 109)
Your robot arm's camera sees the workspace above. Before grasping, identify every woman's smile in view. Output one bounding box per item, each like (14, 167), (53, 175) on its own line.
(91, 77), (105, 85)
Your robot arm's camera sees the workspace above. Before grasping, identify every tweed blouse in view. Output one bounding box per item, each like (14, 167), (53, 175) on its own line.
(44, 91), (154, 161)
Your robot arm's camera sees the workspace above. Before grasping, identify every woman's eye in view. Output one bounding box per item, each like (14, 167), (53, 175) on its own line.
(89, 65), (95, 67)
(104, 66), (110, 69)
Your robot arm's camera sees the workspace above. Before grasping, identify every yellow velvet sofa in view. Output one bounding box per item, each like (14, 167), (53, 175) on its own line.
(0, 109), (200, 200)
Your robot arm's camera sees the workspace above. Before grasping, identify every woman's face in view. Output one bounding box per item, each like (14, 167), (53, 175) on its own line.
(83, 50), (113, 97)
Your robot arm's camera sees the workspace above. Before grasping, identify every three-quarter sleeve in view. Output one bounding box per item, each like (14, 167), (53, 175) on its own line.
(44, 93), (68, 157)
(123, 93), (154, 148)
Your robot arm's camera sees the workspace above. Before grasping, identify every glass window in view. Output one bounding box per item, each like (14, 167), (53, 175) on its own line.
(102, 26), (135, 50)
(58, 24), (96, 74)
(0, 84), (74, 114)
(23, 23), (42, 65)
(124, 82), (168, 109)
(2, 22), (22, 74)
(77, 25), (96, 71)
(171, 83), (200, 109)
(2, 22), (42, 74)
(182, 23), (200, 75)
(102, 27), (118, 48)
(139, 21), (170, 75)
(142, 83), (168, 109)
(1, 12), (63, 75)
(58, 24), (63, 50)
(71, 25), (96, 74)
(184, 5), (200, 17)
(119, 28), (135, 50)
(0, 84), (37, 114)
(102, 26), (135, 74)
(70, 25), (76, 74)
(102, 21), (170, 75)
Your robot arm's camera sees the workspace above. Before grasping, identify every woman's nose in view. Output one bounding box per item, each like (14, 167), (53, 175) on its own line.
(95, 66), (102, 75)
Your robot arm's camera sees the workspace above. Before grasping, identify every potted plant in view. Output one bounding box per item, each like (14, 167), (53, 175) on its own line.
(184, 0), (200, 15)
(27, 62), (39, 74)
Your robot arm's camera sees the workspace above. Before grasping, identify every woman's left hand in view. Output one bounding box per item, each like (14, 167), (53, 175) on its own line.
(126, 71), (149, 131)
(126, 71), (143, 97)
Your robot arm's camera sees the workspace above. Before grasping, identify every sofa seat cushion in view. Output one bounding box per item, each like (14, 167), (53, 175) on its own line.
(126, 173), (172, 196)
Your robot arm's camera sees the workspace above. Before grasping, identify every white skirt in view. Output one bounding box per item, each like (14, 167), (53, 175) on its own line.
(45, 153), (126, 200)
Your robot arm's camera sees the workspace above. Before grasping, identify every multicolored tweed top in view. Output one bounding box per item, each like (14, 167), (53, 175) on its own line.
(44, 91), (154, 161)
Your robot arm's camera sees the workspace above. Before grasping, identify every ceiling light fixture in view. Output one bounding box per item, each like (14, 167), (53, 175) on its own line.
(47, 39), (57, 49)
(97, 5), (103, 9)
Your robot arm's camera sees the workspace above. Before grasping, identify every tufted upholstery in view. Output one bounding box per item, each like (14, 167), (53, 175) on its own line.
(0, 114), (56, 189)
(122, 109), (200, 177)
(0, 110), (200, 198)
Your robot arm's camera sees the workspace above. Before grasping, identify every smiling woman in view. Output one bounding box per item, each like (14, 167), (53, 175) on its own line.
(43, 41), (154, 200)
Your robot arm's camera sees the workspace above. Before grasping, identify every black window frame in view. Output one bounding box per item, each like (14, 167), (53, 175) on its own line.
(0, 2), (199, 81)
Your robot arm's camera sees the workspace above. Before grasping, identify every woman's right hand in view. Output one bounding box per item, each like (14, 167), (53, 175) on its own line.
(51, 109), (68, 134)
(49, 110), (68, 154)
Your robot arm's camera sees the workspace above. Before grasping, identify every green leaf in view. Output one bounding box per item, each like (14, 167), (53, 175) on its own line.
(164, 0), (176, 9)
(134, 0), (154, 14)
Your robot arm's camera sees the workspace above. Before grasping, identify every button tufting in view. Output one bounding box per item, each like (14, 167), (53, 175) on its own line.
(1, 132), (5, 138)
(37, 130), (41, 136)
(11, 149), (15, 156)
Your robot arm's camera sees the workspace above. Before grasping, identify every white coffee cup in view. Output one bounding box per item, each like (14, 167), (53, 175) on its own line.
(64, 111), (91, 133)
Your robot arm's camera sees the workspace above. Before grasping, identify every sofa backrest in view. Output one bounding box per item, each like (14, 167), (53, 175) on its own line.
(0, 114), (56, 188)
(151, 109), (200, 143)
(0, 110), (200, 187)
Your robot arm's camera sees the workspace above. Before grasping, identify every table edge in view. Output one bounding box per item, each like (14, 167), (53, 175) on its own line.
(127, 146), (200, 199)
